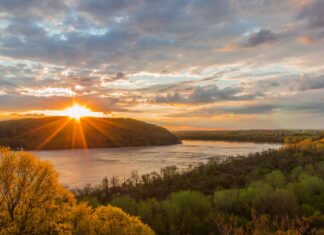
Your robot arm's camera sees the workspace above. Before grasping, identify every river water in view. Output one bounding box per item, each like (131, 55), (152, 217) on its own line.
(32, 140), (281, 188)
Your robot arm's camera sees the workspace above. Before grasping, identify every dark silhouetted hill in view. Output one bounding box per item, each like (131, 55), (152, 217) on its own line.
(0, 117), (180, 150)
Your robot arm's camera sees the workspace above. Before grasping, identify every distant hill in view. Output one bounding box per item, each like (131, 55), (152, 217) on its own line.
(0, 117), (180, 150)
(174, 129), (323, 143)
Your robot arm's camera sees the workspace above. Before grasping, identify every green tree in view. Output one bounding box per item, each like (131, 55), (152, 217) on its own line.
(165, 191), (212, 235)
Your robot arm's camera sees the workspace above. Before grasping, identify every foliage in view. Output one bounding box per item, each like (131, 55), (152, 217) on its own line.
(164, 191), (213, 235)
(285, 138), (324, 153)
(0, 148), (74, 234)
(104, 171), (323, 234)
(76, 138), (324, 234)
(0, 148), (155, 235)
(0, 117), (179, 150)
(175, 129), (322, 143)
(91, 206), (154, 235)
(2, 136), (324, 234)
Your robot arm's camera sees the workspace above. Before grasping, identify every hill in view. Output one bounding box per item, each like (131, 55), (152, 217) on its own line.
(0, 117), (180, 150)
(174, 129), (323, 143)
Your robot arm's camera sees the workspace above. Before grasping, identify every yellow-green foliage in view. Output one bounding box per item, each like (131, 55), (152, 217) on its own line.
(0, 148), (155, 235)
(91, 206), (154, 235)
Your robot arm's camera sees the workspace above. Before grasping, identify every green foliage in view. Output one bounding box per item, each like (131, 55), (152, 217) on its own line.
(109, 191), (213, 235)
(164, 191), (213, 235)
(288, 174), (324, 213)
(264, 170), (286, 188)
(175, 129), (321, 143)
(110, 195), (138, 215)
(3, 135), (324, 234)
(75, 138), (324, 234)
(137, 199), (169, 235)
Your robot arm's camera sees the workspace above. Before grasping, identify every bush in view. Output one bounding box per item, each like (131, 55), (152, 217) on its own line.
(92, 206), (154, 235)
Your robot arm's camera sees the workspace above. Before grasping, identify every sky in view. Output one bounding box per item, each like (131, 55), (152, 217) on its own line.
(0, 0), (323, 130)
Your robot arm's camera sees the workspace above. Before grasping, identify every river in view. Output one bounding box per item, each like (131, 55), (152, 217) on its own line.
(32, 140), (281, 188)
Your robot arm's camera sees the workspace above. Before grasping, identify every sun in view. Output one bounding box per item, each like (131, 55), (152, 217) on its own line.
(62, 103), (97, 120)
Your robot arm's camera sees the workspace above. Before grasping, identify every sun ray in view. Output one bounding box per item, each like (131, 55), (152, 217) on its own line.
(76, 119), (88, 149)
(71, 120), (78, 149)
(95, 118), (128, 131)
(20, 117), (65, 138)
(83, 117), (118, 146)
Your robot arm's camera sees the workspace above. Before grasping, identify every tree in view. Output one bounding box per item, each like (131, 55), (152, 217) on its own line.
(110, 195), (138, 215)
(92, 206), (154, 235)
(0, 148), (155, 235)
(165, 191), (212, 235)
(0, 147), (74, 234)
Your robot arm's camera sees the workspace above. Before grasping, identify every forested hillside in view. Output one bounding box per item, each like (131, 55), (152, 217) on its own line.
(0, 117), (180, 150)
(175, 129), (322, 143)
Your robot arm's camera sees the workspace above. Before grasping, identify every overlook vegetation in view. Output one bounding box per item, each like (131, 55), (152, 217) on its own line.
(0, 117), (179, 150)
(175, 129), (323, 143)
(0, 147), (154, 235)
(1, 135), (323, 234)
(75, 137), (324, 234)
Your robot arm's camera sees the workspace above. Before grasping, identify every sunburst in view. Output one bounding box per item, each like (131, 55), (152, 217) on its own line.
(32, 103), (105, 150)
(62, 103), (96, 120)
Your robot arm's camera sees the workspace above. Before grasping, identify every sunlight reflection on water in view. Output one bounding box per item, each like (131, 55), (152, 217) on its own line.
(32, 140), (281, 188)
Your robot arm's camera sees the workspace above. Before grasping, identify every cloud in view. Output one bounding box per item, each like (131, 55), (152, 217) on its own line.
(4, 17), (47, 39)
(217, 28), (281, 52)
(298, 0), (324, 29)
(169, 104), (275, 117)
(170, 101), (324, 118)
(242, 29), (278, 47)
(0, 94), (124, 113)
(298, 74), (324, 91)
(154, 85), (256, 104)
(109, 72), (128, 81)
(0, 0), (68, 20)
(297, 35), (317, 45)
(77, 0), (233, 28)
(0, 0), (323, 128)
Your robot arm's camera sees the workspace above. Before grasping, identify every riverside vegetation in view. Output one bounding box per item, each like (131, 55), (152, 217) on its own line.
(76, 135), (324, 234)
(0, 134), (323, 234)
(175, 129), (322, 143)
